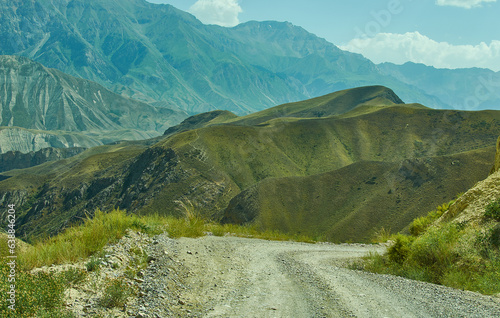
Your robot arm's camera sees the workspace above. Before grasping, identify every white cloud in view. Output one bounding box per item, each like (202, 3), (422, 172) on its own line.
(340, 32), (500, 71)
(436, 0), (496, 9)
(189, 0), (242, 27)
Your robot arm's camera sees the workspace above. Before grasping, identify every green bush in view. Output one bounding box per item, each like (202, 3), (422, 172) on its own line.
(388, 234), (414, 264)
(489, 224), (500, 247)
(484, 199), (500, 221)
(99, 279), (133, 309)
(409, 216), (432, 237)
(85, 256), (102, 272)
(124, 246), (150, 278)
(408, 223), (460, 283)
(59, 268), (87, 286)
(409, 201), (452, 236)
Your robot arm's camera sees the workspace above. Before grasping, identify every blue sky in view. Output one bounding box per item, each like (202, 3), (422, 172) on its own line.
(146, 0), (500, 71)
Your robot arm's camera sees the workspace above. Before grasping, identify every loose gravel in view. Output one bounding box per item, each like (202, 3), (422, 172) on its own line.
(57, 233), (500, 317)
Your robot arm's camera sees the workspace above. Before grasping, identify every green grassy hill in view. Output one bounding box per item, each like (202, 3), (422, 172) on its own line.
(224, 85), (405, 126)
(163, 110), (238, 136)
(1, 86), (499, 242)
(223, 148), (494, 242)
(494, 136), (500, 173)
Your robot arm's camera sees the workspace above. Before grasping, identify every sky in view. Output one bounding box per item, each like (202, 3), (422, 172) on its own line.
(146, 0), (500, 72)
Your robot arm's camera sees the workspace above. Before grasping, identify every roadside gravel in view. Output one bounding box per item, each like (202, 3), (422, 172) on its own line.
(60, 233), (500, 317)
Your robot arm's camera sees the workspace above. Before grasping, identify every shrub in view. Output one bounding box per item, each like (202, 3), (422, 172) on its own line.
(409, 201), (453, 236)
(59, 268), (87, 285)
(484, 199), (500, 221)
(408, 223), (460, 283)
(387, 234), (414, 264)
(0, 263), (73, 318)
(489, 224), (500, 247)
(371, 227), (392, 243)
(85, 256), (103, 272)
(124, 246), (150, 278)
(409, 216), (431, 237)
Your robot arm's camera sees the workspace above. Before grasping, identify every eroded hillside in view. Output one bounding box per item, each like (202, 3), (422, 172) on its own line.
(0, 55), (186, 153)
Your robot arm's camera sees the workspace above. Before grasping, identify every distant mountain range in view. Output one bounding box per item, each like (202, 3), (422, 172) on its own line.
(1, 86), (498, 241)
(379, 62), (500, 111)
(3, 0), (498, 117)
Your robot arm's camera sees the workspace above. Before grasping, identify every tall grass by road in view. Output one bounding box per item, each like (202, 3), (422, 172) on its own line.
(358, 198), (500, 295)
(1, 208), (316, 317)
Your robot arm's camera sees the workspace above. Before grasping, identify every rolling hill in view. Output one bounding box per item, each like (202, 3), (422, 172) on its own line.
(494, 138), (499, 171)
(0, 86), (498, 242)
(223, 149), (494, 242)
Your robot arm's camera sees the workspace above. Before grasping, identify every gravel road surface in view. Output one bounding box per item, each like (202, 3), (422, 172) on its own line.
(155, 236), (500, 318)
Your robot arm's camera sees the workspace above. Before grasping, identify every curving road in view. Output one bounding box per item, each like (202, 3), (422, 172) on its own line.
(160, 236), (500, 318)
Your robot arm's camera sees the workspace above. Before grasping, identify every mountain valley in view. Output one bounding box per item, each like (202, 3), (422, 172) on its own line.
(2, 1), (500, 315)
(1, 86), (498, 243)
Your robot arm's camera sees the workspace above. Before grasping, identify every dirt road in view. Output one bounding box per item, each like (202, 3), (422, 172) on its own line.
(154, 236), (500, 318)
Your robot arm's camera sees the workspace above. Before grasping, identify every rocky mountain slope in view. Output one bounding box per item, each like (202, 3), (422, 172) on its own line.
(0, 55), (186, 152)
(0, 147), (86, 173)
(0, 0), (446, 114)
(0, 126), (101, 154)
(1, 86), (499, 242)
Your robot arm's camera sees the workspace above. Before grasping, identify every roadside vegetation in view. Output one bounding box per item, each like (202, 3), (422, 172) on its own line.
(1, 207), (317, 317)
(6, 195), (500, 317)
(357, 196), (500, 295)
